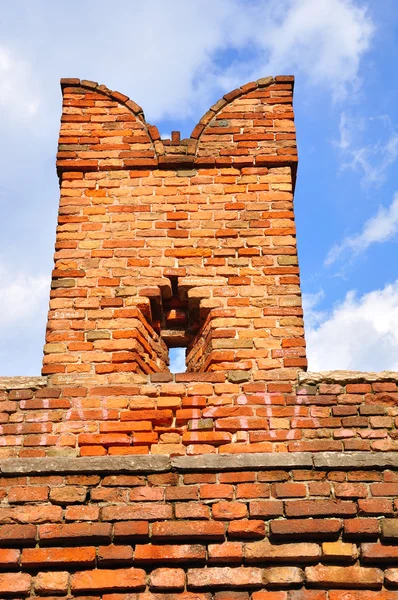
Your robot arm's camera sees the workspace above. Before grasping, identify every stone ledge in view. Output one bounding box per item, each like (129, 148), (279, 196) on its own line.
(171, 453), (313, 471)
(0, 455), (171, 474)
(313, 452), (398, 469)
(300, 370), (398, 385)
(4, 371), (398, 391)
(2, 452), (398, 475)
(0, 376), (48, 390)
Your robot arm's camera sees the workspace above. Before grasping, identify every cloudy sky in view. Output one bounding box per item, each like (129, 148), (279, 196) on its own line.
(1, 0), (397, 376)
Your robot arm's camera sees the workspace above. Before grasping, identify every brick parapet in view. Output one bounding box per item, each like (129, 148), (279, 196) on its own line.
(0, 454), (398, 597)
(1, 371), (397, 457)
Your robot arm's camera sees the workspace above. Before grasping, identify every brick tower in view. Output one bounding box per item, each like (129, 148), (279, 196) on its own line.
(0, 77), (397, 599)
(43, 75), (306, 379)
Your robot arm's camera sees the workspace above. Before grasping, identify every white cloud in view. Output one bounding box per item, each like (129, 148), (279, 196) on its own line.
(0, 46), (39, 119)
(325, 192), (398, 265)
(0, 0), (375, 124)
(0, 261), (49, 375)
(218, 0), (374, 102)
(336, 111), (398, 185)
(260, 0), (374, 101)
(336, 111), (363, 151)
(349, 133), (398, 185)
(305, 281), (398, 371)
(302, 290), (326, 328)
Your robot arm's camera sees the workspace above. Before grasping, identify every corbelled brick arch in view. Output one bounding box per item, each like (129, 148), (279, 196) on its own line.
(44, 76), (305, 378)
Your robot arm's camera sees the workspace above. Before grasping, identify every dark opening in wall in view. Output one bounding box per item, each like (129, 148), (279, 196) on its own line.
(156, 275), (200, 373)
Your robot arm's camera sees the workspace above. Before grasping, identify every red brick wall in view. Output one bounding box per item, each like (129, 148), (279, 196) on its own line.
(0, 453), (398, 597)
(1, 373), (398, 457)
(1, 77), (397, 599)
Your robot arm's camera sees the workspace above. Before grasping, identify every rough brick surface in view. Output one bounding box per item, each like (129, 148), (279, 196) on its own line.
(1, 372), (398, 456)
(1, 76), (398, 600)
(43, 76), (304, 381)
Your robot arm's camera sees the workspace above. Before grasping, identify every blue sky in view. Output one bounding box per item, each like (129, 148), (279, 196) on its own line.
(1, 0), (398, 375)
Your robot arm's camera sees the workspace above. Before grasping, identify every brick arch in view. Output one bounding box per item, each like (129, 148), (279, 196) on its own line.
(58, 76), (296, 172)
(192, 76), (278, 140)
(194, 75), (298, 177)
(57, 78), (159, 179)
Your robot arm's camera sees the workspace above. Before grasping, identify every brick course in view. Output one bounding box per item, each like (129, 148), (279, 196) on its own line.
(0, 457), (396, 596)
(1, 373), (398, 456)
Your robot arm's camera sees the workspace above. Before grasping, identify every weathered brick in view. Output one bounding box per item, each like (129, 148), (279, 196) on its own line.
(264, 566), (304, 586)
(0, 505), (62, 524)
(385, 569), (398, 586)
(285, 500), (357, 518)
(382, 519), (398, 540)
(8, 486), (48, 503)
(0, 524), (36, 546)
(290, 593), (326, 600)
(149, 567), (185, 590)
(188, 566), (263, 588)
(245, 539), (320, 562)
(165, 486), (199, 501)
(71, 567), (146, 592)
(113, 521), (149, 541)
(38, 522), (111, 544)
(305, 564), (383, 589)
(49, 485), (87, 504)
(0, 572), (31, 595)
(228, 520), (265, 539)
(208, 542), (243, 563)
(65, 505), (99, 521)
(102, 504), (172, 521)
(212, 501), (248, 520)
(0, 548), (20, 567)
(359, 498), (393, 516)
(152, 521), (225, 541)
(236, 483), (270, 498)
(200, 484), (234, 499)
(274, 483), (306, 498)
(322, 541), (357, 561)
(98, 544), (134, 565)
(270, 518), (342, 538)
(253, 592), (289, 600)
(22, 546), (96, 567)
(175, 502), (211, 520)
(334, 483), (367, 498)
(249, 501), (283, 518)
(134, 544), (206, 562)
(216, 592), (251, 600)
(34, 571), (69, 594)
(344, 518), (379, 538)
(362, 543), (398, 562)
